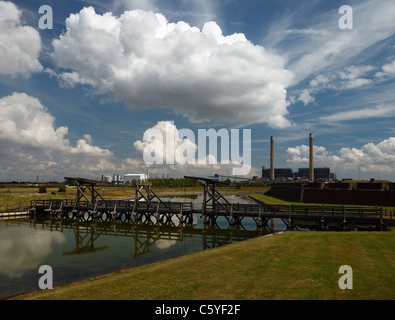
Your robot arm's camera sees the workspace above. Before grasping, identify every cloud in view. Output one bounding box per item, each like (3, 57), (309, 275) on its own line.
(287, 137), (395, 175)
(286, 144), (340, 165)
(297, 89), (315, 106)
(0, 1), (42, 76)
(0, 227), (64, 278)
(0, 92), (69, 150)
(51, 7), (294, 128)
(117, 0), (218, 27)
(337, 65), (374, 89)
(265, 0), (395, 85)
(0, 93), (113, 179)
(375, 60), (395, 78)
(309, 75), (330, 87)
(133, 121), (258, 177)
(134, 121), (197, 165)
(292, 64), (376, 105)
(0, 97), (258, 180)
(319, 105), (395, 122)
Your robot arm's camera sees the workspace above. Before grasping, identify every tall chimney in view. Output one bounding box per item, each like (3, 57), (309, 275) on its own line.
(270, 136), (274, 181)
(309, 133), (314, 182)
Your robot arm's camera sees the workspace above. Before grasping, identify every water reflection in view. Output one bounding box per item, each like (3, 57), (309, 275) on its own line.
(0, 221), (64, 278)
(0, 206), (277, 298)
(28, 214), (268, 257)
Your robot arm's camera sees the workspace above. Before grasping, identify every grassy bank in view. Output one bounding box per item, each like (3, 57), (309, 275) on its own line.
(251, 192), (395, 212)
(12, 229), (394, 300)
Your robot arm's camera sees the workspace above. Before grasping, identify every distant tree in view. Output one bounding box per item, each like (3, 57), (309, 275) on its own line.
(64, 178), (76, 185)
(39, 186), (47, 193)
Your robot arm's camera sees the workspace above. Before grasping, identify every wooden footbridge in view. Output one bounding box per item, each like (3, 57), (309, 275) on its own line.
(26, 176), (394, 231)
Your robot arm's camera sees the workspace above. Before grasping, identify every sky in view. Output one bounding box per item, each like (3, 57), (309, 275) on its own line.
(1, 0), (395, 182)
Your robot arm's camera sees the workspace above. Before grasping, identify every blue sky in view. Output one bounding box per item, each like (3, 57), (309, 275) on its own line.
(1, 0), (395, 181)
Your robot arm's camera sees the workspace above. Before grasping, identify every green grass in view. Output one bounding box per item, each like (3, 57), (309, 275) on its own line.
(12, 229), (395, 300)
(252, 192), (395, 212)
(0, 187), (74, 212)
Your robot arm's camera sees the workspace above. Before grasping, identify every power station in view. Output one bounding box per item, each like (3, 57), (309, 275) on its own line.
(262, 133), (335, 182)
(309, 133), (314, 182)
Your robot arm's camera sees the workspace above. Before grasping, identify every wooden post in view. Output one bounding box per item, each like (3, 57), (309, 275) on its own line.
(270, 136), (274, 181)
(380, 207), (383, 231)
(342, 205), (347, 230)
(202, 184), (207, 223)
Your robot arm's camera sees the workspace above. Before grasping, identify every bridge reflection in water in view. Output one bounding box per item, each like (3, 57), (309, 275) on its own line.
(29, 214), (273, 258)
(0, 214), (276, 299)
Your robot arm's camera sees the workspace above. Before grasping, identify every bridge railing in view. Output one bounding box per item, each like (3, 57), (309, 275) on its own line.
(208, 200), (387, 219)
(30, 199), (76, 207)
(207, 202), (381, 214)
(30, 199), (194, 212)
(28, 197), (392, 225)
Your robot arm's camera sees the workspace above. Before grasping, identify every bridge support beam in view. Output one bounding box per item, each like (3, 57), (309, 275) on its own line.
(65, 177), (105, 212)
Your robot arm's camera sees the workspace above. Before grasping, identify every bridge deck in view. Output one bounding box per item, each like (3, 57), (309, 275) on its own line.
(27, 197), (394, 230)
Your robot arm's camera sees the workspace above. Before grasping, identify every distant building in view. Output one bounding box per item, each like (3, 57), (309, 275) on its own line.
(112, 174), (122, 185)
(262, 166), (335, 181)
(262, 166), (294, 180)
(297, 167), (335, 181)
(104, 176), (112, 183)
(124, 173), (148, 184)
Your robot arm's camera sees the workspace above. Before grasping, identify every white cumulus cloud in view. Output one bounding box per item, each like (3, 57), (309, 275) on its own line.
(51, 7), (294, 128)
(0, 1), (42, 76)
(133, 121), (257, 177)
(0, 93), (113, 179)
(287, 138), (395, 175)
(0, 92), (69, 150)
(0, 94), (258, 180)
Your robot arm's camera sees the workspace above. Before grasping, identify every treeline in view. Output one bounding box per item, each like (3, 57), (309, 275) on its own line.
(123, 178), (270, 188)
(124, 178), (203, 187)
(231, 180), (270, 187)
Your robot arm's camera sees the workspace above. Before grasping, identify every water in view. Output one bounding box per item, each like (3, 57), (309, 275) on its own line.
(0, 195), (286, 298)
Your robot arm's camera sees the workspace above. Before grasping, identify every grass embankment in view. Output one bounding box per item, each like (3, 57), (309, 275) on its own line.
(0, 187), (73, 212)
(252, 192), (395, 213)
(13, 229), (394, 300)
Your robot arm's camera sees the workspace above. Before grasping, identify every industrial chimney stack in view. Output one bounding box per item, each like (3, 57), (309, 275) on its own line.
(270, 136), (274, 181)
(309, 133), (314, 182)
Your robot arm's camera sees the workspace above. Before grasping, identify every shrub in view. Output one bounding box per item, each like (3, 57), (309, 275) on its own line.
(38, 186), (47, 193)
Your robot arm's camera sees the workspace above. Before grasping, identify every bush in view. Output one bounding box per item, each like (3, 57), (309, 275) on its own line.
(38, 186), (47, 193)
(58, 186), (66, 192)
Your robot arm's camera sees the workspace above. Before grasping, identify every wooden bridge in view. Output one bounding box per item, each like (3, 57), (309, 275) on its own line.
(26, 176), (394, 231)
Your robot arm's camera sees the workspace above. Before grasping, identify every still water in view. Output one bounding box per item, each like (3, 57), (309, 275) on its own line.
(0, 195), (286, 298)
